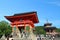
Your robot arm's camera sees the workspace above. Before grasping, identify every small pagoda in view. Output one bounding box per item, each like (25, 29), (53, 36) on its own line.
(4, 11), (39, 40)
(44, 20), (56, 36)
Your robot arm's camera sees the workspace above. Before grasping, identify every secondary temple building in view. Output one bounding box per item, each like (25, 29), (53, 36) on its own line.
(4, 11), (39, 40)
(44, 21), (57, 36)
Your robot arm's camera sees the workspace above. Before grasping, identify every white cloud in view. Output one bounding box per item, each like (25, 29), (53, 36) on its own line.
(48, 1), (60, 6)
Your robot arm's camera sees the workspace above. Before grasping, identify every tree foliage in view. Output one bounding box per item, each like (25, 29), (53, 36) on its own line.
(33, 26), (46, 35)
(56, 28), (60, 32)
(34, 26), (60, 35)
(0, 21), (12, 38)
(25, 26), (30, 31)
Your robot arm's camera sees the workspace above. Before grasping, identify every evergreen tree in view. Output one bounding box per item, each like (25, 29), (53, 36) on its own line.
(0, 21), (12, 40)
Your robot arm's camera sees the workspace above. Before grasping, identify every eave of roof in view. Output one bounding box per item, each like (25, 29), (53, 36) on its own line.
(4, 11), (39, 23)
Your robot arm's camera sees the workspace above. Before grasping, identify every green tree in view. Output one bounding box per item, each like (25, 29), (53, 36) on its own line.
(25, 26), (30, 31)
(33, 26), (46, 35)
(0, 30), (3, 38)
(0, 21), (12, 40)
(56, 28), (60, 32)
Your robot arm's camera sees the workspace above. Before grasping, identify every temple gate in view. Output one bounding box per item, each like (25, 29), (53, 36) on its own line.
(5, 11), (39, 40)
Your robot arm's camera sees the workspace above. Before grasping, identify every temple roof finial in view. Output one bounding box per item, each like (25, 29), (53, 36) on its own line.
(46, 19), (49, 23)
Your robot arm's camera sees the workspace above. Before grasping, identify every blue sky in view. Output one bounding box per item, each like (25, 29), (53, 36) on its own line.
(0, 0), (60, 28)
